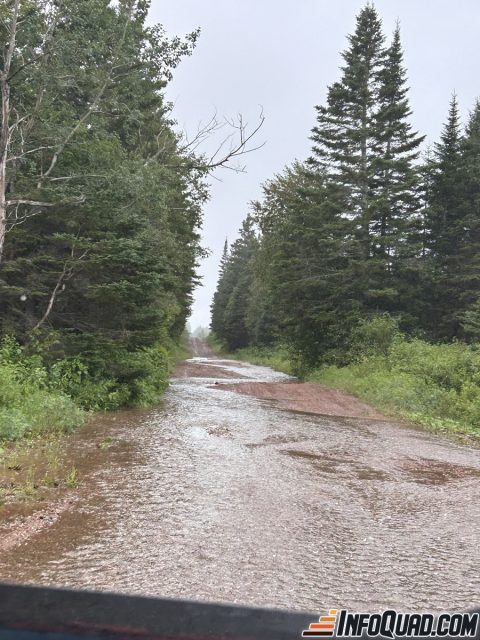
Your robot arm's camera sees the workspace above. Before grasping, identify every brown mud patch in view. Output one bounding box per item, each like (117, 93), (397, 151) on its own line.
(173, 361), (249, 379)
(213, 359), (250, 368)
(0, 409), (145, 558)
(0, 493), (80, 554)
(400, 456), (480, 485)
(214, 381), (386, 420)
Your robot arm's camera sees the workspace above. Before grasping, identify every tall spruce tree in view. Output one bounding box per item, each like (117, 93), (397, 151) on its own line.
(456, 100), (480, 338)
(374, 27), (424, 258)
(210, 218), (258, 351)
(310, 4), (386, 258)
(428, 94), (463, 258)
(210, 239), (230, 338)
(211, 5), (480, 365)
(369, 24), (425, 320)
(310, 6), (425, 322)
(254, 164), (355, 365)
(425, 94), (464, 338)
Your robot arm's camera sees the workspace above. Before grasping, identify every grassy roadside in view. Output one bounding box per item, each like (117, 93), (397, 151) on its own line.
(210, 336), (480, 438)
(0, 336), (189, 508)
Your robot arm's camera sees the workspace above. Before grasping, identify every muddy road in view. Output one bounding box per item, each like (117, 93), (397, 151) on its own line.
(1, 349), (480, 612)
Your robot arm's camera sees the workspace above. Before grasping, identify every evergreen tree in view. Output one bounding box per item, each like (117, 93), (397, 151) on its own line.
(310, 8), (424, 321)
(456, 100), (480, 336)
(427, 94), (463, 258)
(310, 4), (386, 258)
(424, 94), (464, 338)
(0, 0), (205, 406)
(211, 218), (257, 351)
(373, 25), (425, 314)
(211, 5), (480, 369)
(210, 239), (230, 338)
(254, 164), (356, 365)
(375, 25), (424, 234)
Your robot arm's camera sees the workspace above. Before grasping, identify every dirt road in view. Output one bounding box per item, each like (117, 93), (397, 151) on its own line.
(1, 348), (479, 613)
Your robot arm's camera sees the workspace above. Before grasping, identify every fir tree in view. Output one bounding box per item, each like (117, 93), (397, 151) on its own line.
(374, 24), (424, 264)
(368, 24), (425, 318)
(254, 164), (356, 365)
(456, 100), (480, 336)
(310, 4), (386, 257)
(210, 219), (258, 351)
(210, 239), (230, 338)
(427, 94), (463, 259)
(424, 94), (464, 338)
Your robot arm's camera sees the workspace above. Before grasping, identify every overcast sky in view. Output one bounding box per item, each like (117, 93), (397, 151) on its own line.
(148, 0), (480, 329)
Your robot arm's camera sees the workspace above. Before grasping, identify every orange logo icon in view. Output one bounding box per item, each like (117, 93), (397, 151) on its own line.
(302, 609), (338, 637)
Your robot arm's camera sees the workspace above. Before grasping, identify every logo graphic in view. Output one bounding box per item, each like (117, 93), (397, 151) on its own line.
(302, 609), (338, 637)
(301, 610), (479, 639)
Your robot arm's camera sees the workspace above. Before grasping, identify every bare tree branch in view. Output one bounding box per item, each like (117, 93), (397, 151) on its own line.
(153, 108), (266, 174)
(32, 245), (89, 332)
(7, 146), (55, 163)
(204, 109), (266, 172)
(7, 196), (85, 207)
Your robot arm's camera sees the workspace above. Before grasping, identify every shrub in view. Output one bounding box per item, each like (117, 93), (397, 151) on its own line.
(0, 338), (85, 442)
(309, 333), (480, 433)
(349, 314), (401, 361)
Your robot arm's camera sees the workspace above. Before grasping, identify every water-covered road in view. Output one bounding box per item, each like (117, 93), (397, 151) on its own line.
(1, 353), (480, 612)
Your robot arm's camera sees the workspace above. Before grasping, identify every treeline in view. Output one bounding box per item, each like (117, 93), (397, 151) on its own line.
(212, 5), (480, 370)
(0, 0), (208, 433)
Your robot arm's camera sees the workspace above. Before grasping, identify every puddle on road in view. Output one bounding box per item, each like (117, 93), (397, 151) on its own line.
(1, 356), (480, 614)
(400, 457), (480, 485)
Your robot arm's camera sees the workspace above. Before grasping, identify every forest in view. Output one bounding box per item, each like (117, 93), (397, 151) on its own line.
(211, 5), (480, 434)
(0, 0), (263, 441)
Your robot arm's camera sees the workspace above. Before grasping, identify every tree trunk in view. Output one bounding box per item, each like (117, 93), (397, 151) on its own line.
(0, 0), (21, 263)
(0, 74), (11, 262)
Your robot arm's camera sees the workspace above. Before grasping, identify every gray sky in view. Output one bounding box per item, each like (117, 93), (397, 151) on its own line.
(149, 0), (480, 329)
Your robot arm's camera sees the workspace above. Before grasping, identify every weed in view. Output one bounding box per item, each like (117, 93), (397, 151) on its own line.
(65, 466), (79, 489)
(98, 437), (113, 450)
(21, 469), (37, 498)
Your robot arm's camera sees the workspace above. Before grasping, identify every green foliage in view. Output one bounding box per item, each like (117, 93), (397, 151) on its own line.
(210, 217), (258, 351)
(0, 1), (206, 421)
(0, 338), (84, 442)
(229, 345), (296, 376)
(210, 5), (480, 447)
(308, 321), (480, 434)
(349, 314), (400, 360)
(211, 7), (432, 366)
(46, 338), (175, 410)
(462, 299), (480, 340)
(0, 332), (182, 441)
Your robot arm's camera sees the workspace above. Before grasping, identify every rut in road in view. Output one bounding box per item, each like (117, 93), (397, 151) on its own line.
(1, 352), (479, 613)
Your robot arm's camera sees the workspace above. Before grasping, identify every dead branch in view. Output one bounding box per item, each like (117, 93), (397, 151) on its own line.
(205, 109), (266, 172)
(32, 245), (89, 332)
(7, 199), (57, 207)
(156, 108), (266, 174)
